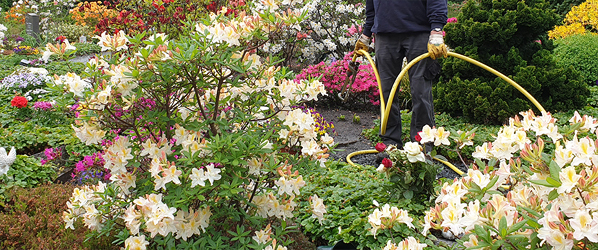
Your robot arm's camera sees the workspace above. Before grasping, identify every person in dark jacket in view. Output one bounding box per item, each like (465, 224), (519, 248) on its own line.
(354, 0), (448, 149)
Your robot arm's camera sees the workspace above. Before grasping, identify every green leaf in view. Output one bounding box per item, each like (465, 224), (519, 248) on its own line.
(507, 219), (528, 235)
(548, 160), (561, 180)
(548, 189), (559, 201)
(483, 175), (500, 192)
(528, 179), (558, 187)
(403, 190), (413, 200)
(499, 216), (508, 238)
(474, 225), (491, 243)
(546, 176), (561, 187)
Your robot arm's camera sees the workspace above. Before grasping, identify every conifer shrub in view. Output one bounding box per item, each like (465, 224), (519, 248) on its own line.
(433, 0), (588, 124)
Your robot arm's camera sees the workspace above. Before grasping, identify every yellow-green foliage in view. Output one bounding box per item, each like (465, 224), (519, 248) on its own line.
(549, 0), (598, 39)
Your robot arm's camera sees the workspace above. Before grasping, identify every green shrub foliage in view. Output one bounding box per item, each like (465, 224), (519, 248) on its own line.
(434, 0), (588, 124)
(547, 0), (585, 17)
(554, 33), (598, 86)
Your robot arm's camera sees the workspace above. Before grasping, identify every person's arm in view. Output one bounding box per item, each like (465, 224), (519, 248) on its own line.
(362, 0), (375, 37)
(427, 0), (448, 31)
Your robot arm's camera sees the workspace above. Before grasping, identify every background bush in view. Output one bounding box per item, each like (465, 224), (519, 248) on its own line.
(44, 22), (95, 43)
(0, 183), (117, 250)
(547, 0), (585, 17)
(433, 0), (588, 124)
(553, 33), (598, 86)
(0, 0), (12, 13)
(548, 0), (598, 39)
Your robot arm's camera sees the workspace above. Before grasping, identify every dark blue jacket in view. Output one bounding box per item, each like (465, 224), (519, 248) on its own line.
(362, 0), (448, 37)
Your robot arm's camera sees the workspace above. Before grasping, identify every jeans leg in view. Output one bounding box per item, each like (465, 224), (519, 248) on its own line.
(405, 32), (436, 142)
(375, 33), (405, 147)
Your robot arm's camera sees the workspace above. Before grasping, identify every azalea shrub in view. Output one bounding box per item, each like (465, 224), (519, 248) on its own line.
(69, 1), (118, 29)
(548, 0), (598, 39)
(95, 0), (212, 38)
(295, 53), (385, 106)
(418, 110), (598, 249)
(257, 0), (365, 67)
(53, 4), (333, 249)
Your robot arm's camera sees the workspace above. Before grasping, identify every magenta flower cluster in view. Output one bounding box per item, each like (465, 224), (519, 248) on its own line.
(72, 152), (110, 184)
(295, 52), (380, 105)
(33, 101), (54, 111)
(41, 147), (62, 165)
(447, 17), (458, 23)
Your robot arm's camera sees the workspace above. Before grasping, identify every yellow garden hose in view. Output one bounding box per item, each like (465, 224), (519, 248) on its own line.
(345, 50), (546, 176)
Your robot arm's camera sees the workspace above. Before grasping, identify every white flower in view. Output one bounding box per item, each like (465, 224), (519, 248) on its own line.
(94, 30), (129, 51)
(558, 166), (581, 194)
(570, 209), (598, 242)
(472, 142), (491, 159)
(0, 146), (16, 176)
(190, 168), (206, 187)
(310, 195), (327, 224)
(403, 142), (425, 163)
(124, 235), (149, 250)
(252, 224), (272, 244)
(418, 125), (436, 144)
(204, 163), (222, 185)
(434, 127), (450, 146)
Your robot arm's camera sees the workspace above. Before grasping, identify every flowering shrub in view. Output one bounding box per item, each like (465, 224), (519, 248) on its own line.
(548, 0), (598, 39)
(376, 124), (475, 201)
(294, 106), (335, 136)
(256, 0), (365, 66)
(43, 22), (95, 43)
(3, 2), (32, 24)
(69, 1), (117, 28)
(54, 5), (332, 249)
(1, 71), (49, 101)
(295, 53), (383, 105)
(71, 152), (108, 185)
(95, 0), (211, 37)
(417, 110), (598, 249)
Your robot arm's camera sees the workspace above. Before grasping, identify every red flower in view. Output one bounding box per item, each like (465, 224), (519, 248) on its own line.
(415, 134), (422, 142)
(375, 142), (386, 152)
(55, 35), (66, 43)
(11, 95), (28, 108)
(382, 158), (393, 168)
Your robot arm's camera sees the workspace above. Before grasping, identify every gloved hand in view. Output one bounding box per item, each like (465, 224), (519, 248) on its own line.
(427, 33), (447, 60)
(354, 34), (371, 56)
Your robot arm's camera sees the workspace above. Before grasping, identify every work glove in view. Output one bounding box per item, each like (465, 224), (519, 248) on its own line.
(427, 33), (448, 60)
(354, 34), (371, 56)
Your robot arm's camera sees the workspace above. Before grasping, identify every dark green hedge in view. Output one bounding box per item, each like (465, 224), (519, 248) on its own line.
(433, 0), (588, 124)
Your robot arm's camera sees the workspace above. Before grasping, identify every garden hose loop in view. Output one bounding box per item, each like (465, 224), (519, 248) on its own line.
(345, 50), (546, 176)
